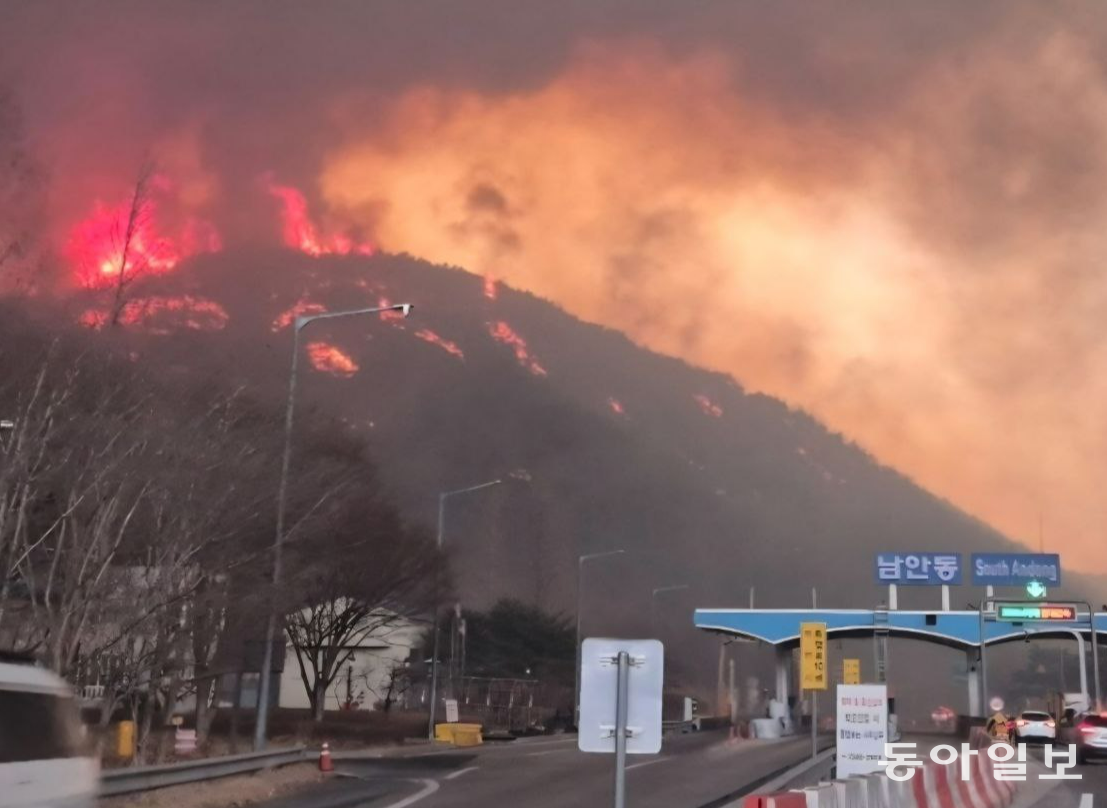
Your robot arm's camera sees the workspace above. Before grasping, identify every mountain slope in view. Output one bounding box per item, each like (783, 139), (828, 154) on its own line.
(69, 248), (1079, 630)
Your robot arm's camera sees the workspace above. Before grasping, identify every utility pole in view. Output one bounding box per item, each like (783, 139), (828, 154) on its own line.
(427, 479), (502, 740)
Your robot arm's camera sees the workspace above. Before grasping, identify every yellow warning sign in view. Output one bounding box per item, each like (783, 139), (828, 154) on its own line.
(800, 622), (828, 691)
(843, 658), (861, 685)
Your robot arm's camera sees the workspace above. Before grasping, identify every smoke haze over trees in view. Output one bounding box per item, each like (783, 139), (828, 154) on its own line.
(0, 302), (442, 756)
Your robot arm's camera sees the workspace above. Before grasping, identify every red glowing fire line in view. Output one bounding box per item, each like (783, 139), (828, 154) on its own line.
(414, 329), (465, 359)
(487, 320), (547, 376)
(306, 341), (359, 377)
(266, 178), (374, 257)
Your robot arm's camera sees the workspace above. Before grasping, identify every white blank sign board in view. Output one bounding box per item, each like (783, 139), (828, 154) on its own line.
(578, 638), (664, 754)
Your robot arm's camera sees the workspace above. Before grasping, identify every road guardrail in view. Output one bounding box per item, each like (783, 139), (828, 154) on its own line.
(99, 746), (307, 796)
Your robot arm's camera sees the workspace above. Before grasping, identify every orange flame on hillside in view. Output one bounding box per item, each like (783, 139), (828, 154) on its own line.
(483, 276), (498, 300)
(271, 298), (327, 331)
(487, 321), (547, 376)
(306, 341), (359, 376)
(608, 397), (626, 416)
(66, 197), (220, 289)
(414, 329), (464, 359)
(267, 178), (374, 257)
(693, 394), (723, 418)
(79, 295), (229, 334)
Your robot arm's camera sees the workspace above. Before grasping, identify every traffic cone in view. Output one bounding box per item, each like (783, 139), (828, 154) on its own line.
(318, 742), (334, 773)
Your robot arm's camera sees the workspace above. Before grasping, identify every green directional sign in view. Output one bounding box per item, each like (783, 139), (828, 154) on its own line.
(996, 603), (1076, 622)
(1026, 580), (1048, 599)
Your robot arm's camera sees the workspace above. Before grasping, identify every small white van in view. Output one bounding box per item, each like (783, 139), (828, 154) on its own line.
(0, 655), (98, 808)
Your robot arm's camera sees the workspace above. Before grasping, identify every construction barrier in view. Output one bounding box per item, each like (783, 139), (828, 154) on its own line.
(743, 757), (1022, 808)
(433, 722), (484, 746)
(742, 794), (808, 808)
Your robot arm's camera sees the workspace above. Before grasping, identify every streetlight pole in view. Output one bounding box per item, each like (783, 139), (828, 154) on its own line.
(574, 549), (626, 726)
(427, 479), (502, 740)
(650, 584), (690, 630)
(254, 302), (413, 750)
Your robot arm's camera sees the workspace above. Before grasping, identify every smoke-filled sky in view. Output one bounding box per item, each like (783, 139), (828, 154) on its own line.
(3, 2), (1107, 571)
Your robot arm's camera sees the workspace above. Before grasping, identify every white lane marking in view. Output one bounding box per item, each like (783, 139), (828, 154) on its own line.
(526, 748), (574, 757)
(381, 778), (440, 808)
(626, 757), (670, 771)
(445, 766), (480, 780)
(1079, 796), (1092, 808)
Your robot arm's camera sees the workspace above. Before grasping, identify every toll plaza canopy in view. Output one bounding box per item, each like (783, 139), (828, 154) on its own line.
(695, 607), (1107, 715)
(694, 608), (1107, 649)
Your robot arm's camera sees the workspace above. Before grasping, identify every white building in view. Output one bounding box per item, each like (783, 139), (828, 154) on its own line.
(277, 608), (422, 713)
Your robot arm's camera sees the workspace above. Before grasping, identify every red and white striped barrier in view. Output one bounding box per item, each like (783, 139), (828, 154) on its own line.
(743, 753), (1022, 808)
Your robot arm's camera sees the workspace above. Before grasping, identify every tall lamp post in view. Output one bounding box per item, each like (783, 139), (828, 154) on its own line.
(574, 549), (626, 726)
(650, 584), (690, 629)
(254, 302), (413, 750)
(427, 478), (503, 740)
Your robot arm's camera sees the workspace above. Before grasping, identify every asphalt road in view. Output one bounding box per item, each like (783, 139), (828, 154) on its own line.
(1024, 744), (1103, 808)
(260, 730), (821, 808)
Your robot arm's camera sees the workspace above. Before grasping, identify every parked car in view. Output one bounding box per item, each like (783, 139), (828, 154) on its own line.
(0, 653), (98, 807)
(1014, 710), (1056, 742)
(1061, 712), (1107, 764)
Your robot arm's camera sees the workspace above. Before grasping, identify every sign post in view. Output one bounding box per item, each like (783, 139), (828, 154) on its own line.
(579, 639), (664, 808)
(801, 622), (827, 758)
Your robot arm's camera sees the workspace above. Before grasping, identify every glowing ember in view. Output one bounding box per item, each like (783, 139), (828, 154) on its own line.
(487, 320), (547, 376)
(66, 197), (220, 289)
(414, 328), (464, 359)
(608, 397), (626, 415)
(483, 276), (498, 300)
(271, 298), (327, 331)
(306, 341), (359, 377)
(78, 295), (229, 334)
(266, 178), (374, 257)
(693, 394), (723, 418)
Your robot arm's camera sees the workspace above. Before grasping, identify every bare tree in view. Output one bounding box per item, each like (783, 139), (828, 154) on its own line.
(0, 87), (43, 292)
(283, 492), (440, 721)
(105, 163), (156, 326)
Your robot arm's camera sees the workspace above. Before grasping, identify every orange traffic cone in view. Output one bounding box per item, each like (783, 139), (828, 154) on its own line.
(318, 742), (334, 773)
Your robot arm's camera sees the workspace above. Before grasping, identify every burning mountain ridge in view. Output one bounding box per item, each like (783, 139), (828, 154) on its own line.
(75, 247), (1106, 625)
(13, 10), (1107, 575)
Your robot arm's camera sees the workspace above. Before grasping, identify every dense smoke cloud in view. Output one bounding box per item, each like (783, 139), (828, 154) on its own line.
(2, 2), (1106, 569)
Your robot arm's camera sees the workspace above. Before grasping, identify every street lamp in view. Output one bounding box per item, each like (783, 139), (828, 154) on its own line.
(254, 302), (414, 750)
(574, 549), (626, 725)
(427, 478), (503, 740)
(650, 584), (690, 629)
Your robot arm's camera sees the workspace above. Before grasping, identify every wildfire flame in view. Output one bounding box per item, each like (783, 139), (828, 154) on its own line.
(487, 320), (547, 377)
(66, 197), (220, 289)
(483, 276), (498, 300)
(266, 178), (373, 257)
(608, 397), (626, 416)
(271, 298), (327, 332)
(693, 394), (723, 418)
(79, 295), (229, 334)
(414, 329), (464, 360)
(306, 341), (359, 377)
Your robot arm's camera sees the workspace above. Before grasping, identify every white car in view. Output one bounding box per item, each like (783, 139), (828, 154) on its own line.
(1014, 710), (1056, 742)
(0, 654), (98, 807)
